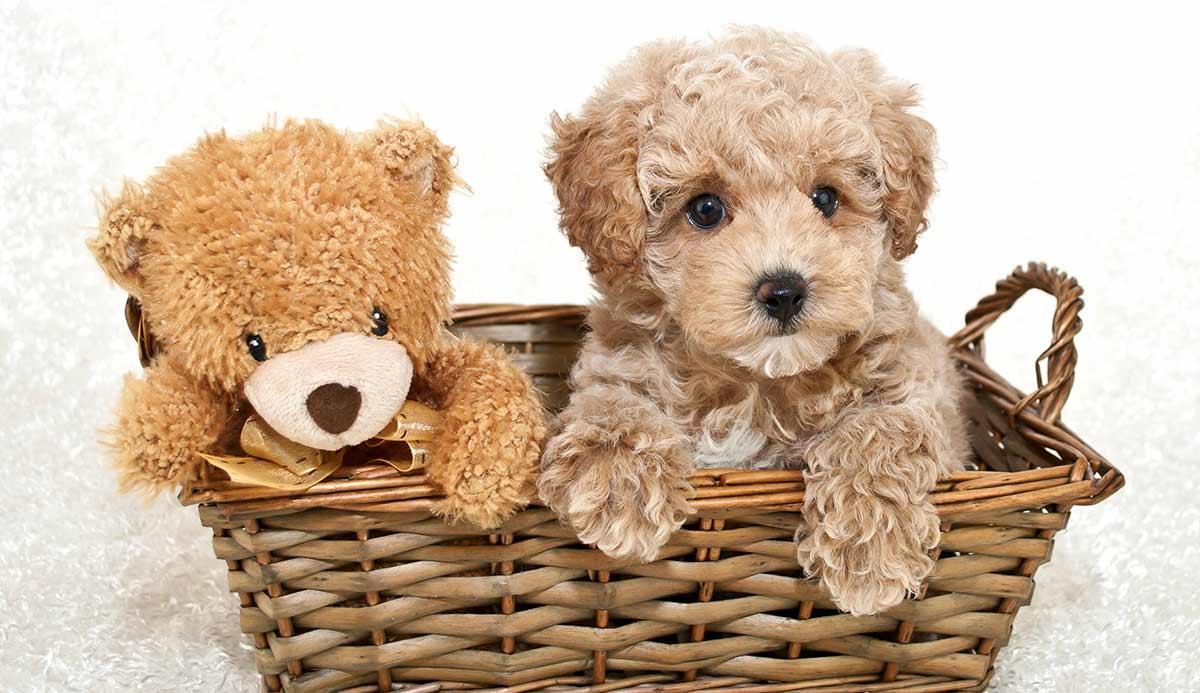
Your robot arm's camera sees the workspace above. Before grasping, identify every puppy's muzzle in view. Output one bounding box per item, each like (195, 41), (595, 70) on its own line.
(755, 272), (808, 326)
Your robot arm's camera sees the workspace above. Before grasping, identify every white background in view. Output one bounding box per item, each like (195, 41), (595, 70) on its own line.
(2, 1), (1196, 690)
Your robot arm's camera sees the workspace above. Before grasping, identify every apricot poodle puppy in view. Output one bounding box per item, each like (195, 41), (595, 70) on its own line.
(538, 28), (969, 616)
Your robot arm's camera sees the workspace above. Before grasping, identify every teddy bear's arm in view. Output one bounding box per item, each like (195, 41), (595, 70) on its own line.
(418, 338), (546, 529)
(105, 358), (233, 496)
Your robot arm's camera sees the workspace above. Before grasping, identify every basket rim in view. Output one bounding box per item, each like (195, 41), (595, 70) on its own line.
(451, 303), (587, 326)
(182, 297), (1122, 522)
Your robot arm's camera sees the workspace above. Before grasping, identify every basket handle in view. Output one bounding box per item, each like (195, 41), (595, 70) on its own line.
(949, 262), (1084, 426)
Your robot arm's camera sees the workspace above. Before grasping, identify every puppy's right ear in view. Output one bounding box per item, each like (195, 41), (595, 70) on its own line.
(545, 110), (646, 279)
(89, 181), (157, 298)
(833, 48), (937, 260)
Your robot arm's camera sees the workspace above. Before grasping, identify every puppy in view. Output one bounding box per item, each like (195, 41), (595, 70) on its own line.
(538, 28), (969, 616)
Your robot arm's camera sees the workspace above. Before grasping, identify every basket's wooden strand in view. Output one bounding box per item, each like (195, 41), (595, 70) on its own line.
(356, 528), (392, 691)
(591, 568), (610, 683)
(977, 504), (1069, 660)
(784, 600), (815, 659)
(451, 304), (588, 327)
(496, 531), (518, 655)
(245, 518), (304, 683)
(949, 263), (1084, 426)
(683, 517), (725, 682)
(880, 521), (952, 683)
(215, 524), (282, 691)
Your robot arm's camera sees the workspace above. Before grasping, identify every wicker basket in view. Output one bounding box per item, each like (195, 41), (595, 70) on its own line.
(132, 262), (1122, 693)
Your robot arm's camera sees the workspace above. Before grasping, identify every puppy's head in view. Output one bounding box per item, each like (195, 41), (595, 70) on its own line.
(546, 28), (935, 377)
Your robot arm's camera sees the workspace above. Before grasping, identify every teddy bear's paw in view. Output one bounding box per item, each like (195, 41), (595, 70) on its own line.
(433, 497), (510, 531)
(107, 366), (231, 497)
(424, 405), (542, 531)
(433, 464), (530, 530)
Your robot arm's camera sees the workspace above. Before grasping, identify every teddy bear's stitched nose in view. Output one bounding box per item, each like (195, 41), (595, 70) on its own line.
(305, 383), (362, 435)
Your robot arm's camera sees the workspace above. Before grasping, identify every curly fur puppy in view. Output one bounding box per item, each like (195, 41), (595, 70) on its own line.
(538, 28), (969, 616)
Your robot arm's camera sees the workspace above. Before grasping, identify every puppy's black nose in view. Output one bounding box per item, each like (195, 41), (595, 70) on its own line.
(306, 383), (362, 434)
(755, 273), (808, 325)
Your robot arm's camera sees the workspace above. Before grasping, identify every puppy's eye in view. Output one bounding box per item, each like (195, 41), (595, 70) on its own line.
(370, 307), (389, 336)
(811, 187), (839, 218)
(685, 193), (726, 230)
(245, 333), (268, 362)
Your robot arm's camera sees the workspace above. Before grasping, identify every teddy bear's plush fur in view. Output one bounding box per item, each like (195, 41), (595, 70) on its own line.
(89, 119), (544, 528)
(538, 28), (969, 616)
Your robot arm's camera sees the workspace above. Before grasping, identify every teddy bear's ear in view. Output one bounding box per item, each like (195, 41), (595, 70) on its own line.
(89, 181), (158, 297)
(365, 119), (461, 219)
(833, 48), (937, 260)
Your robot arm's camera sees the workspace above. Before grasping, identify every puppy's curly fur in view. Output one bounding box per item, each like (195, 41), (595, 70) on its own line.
(539, 28), (969, 615)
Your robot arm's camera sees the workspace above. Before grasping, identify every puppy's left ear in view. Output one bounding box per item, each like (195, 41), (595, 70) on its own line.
(366, 119), (461, 220)
(834, 49), (937, 260)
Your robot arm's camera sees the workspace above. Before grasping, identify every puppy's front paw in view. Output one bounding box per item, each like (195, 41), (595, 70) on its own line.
(539, 432), (692, 562)
(795, 487), (941, 616)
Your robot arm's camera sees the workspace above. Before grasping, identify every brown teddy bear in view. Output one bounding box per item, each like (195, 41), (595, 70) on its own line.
(88, 118), (544, 528)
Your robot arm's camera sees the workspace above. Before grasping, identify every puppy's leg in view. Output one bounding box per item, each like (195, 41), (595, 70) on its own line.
(539, 385), (692, 562)
(795, 401), (960, 616)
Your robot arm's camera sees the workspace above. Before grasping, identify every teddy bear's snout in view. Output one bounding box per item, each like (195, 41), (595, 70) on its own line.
(244, 332), (414, 451)
(305, 383), (362, 434)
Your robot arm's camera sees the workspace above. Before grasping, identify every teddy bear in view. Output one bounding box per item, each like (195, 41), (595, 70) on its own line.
(88, 118), (544, 529)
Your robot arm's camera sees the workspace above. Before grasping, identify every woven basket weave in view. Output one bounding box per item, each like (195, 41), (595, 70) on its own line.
(129, 262), (1122, 693)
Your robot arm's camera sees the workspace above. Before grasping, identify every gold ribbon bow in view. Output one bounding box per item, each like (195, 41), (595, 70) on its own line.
(198, 400), (441, 490)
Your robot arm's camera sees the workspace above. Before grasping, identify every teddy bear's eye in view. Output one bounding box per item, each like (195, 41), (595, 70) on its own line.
(370, 307), (389, 336)
(245, 333), (268, 362)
